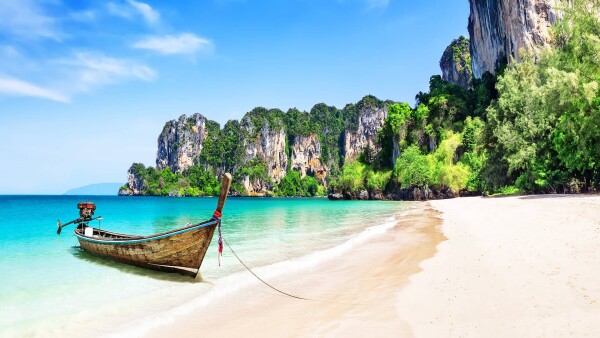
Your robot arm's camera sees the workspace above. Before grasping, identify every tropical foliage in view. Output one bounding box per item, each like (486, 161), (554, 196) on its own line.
(483, 0), (600, 192)
(127, 0), (599, 197)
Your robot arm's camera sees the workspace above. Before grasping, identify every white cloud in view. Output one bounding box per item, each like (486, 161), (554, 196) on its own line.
(127, 0), (159, 24)
(64, 53), (156, 90)
(364, 0), (390, 9)
(0, 75), (68, 102)
(133, 33), (211, 55)
(107, 0), (159, 25)
(0, 0), (60, 40)
(107, 2), (132, 19)
(0, 51), (156, 103)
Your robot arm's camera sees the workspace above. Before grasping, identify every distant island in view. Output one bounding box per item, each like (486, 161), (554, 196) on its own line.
(65, 183), (124, 196)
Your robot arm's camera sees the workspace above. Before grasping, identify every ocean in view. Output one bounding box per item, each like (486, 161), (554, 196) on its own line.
(0, 196), (406, 337)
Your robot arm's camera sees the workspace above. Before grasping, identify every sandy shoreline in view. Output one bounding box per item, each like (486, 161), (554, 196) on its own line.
(400, 195), (600, 337)
(135, 195), (600, 337)
(142, 204), (443, 338)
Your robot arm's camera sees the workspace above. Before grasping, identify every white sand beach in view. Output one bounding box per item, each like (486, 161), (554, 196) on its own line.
(142, 195), (600, 337)
(399, 195), (600, 337)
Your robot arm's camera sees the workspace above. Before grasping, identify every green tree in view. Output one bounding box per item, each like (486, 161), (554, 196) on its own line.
(429, 132), (471, 191)
(482, 0), (600, 192)
(394, 146), (431, 188)
(545, 0), (600, 181)
(379, 102), (412, 168)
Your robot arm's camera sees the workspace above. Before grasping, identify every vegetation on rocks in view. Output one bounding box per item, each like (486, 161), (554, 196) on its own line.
(123, 0), (599, 198)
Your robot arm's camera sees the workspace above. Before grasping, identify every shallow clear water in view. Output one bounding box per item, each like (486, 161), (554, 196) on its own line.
(0, 196), (405, 336)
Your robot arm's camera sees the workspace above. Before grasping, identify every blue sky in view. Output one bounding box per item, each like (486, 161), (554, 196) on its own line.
(0, 0), (469, 194)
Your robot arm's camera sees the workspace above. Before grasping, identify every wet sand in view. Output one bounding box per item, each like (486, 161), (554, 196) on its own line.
(146, 205), (444, 338)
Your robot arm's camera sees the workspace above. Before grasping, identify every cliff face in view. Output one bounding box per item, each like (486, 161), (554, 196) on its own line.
(122, 95), (391, 196)
(290, 134), (326, 180)
(156, 113), (207, 173)
(240, 113), (288, 194)
(118, 163), (146, 196)
(440, 36), (473, 89)
(468, 0), (558, 78)
(126, 167), (145, 195)
(344, 103), (388, 162)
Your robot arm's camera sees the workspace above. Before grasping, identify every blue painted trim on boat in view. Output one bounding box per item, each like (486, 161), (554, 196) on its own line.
(74, 220), (217, 245)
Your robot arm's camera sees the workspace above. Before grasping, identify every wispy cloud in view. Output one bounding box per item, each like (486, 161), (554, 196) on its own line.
(0, 75), (68, 102)
(69, 10), (97, 22)
(0, 0), (61, 40)
(365, 0), (390, 9)
(107, 0), (160, 25)
(1, 45), (20, 58)
(63, 53), (156, 90)
(0, 52), (156, 103)
(106, 2), (131, 19)
(133, 33), (211, 55)
(127, 0), (159, 24)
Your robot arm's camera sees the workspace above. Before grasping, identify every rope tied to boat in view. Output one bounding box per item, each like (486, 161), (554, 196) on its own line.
(223, 238), (314, 301)
(212, 210), (223, 266)
(218, 231), (363, 305)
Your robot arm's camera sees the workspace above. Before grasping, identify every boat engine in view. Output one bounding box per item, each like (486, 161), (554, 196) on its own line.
(78, 202), (96, 219)
(56, 202), (101, 235)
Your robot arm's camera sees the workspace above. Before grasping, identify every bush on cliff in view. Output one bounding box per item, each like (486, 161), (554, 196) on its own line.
(276, 171), (325, 197)
(391, 132), (470, 191)
(330, 160), (392, 195)
(393, 145), (431, 188)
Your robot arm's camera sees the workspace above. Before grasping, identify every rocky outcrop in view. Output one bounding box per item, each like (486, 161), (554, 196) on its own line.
(118, 186), (131, 196)
(123, 95), (396, 197)
(290, 134), (327, 180)
(328, 186), (457, 201)
(156, 113), (208, 173)
(240, 116), (288, 194)
(468, 0), (558, 78)
(440, 36), (473, 89)
(118, 163), (146, 195)
(344, 101), (388, 162)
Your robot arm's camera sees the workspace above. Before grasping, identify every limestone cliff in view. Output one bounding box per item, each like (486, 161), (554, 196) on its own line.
(440, 36), (473, 89)
(290, 134), (326, 180)
(239, 109), (288, 194)
(118, 163), (146, 196)
(122, 96), (392, 196)
(468, 0), (559, 78)
(343, 98), (388, 162)
(156, 113), (208, 173)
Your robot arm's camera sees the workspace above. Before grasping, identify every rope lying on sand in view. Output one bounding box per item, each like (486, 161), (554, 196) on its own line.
(223, 238), (314, 301)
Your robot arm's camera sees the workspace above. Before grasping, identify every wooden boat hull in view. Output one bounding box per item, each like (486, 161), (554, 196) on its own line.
(75, 219), (217, 277)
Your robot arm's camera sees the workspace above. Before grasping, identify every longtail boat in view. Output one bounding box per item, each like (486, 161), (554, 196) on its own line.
(56, 173), (232, 278)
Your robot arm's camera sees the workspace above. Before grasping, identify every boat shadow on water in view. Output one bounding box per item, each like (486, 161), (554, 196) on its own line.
(69, 246), (208, 283)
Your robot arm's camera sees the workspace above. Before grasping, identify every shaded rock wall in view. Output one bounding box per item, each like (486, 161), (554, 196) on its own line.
(344, 104), (388, 162)
(440, 36), (473, 89)
(468, 0), (558, 78)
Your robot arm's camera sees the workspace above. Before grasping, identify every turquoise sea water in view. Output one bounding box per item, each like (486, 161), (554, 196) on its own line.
(0, 196), (405, 337)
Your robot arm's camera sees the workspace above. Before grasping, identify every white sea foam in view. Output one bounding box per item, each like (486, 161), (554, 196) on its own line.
(107, 207), (418, 338)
